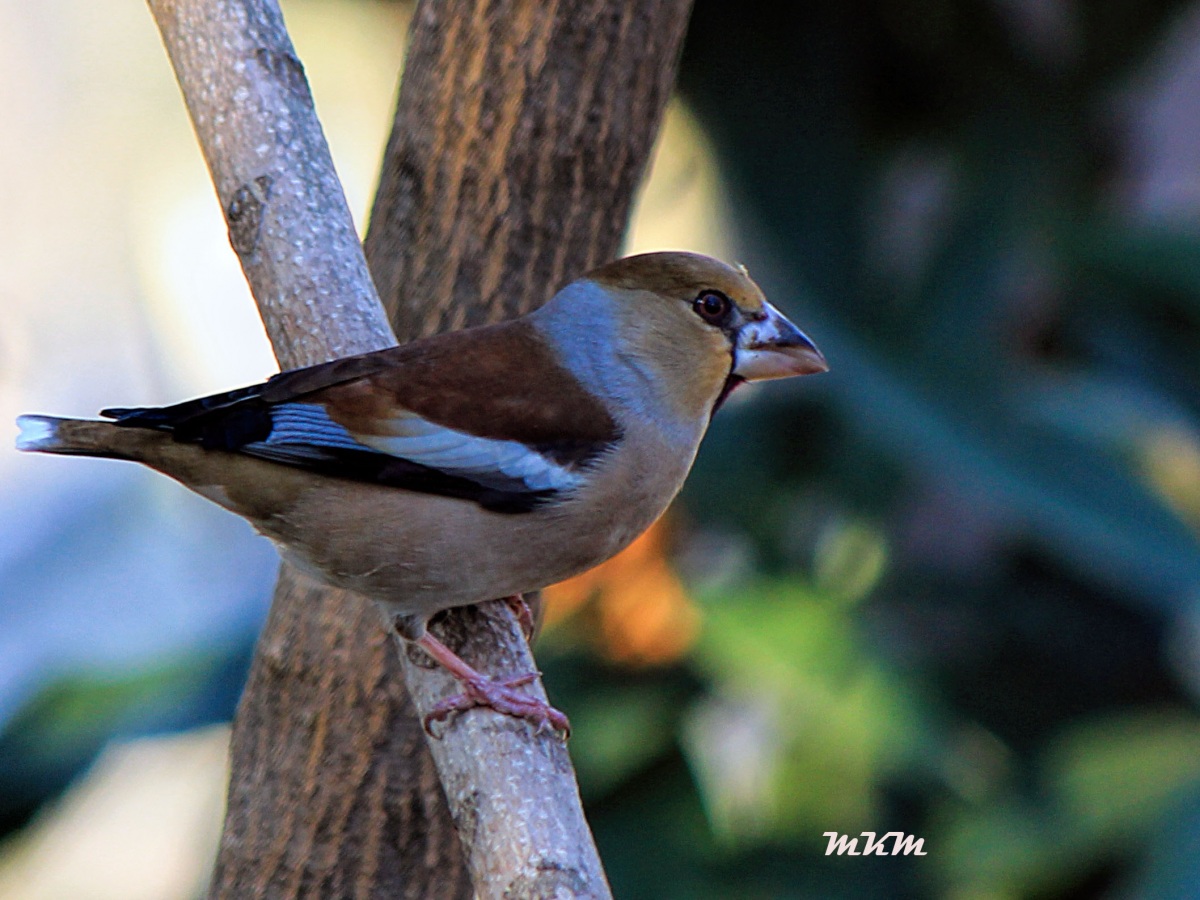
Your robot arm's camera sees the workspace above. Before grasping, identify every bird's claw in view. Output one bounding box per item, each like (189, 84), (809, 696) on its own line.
(423, 671), (571, 739)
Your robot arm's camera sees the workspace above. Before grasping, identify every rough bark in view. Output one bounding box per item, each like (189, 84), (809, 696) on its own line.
(364, 3), (693, 892)
(146, 0), (395, 366)
(366, 0), (696, 331)
(145, 0), (694, 896)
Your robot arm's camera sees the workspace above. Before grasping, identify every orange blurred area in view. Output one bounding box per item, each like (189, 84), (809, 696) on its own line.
(543, 518), (700, 665)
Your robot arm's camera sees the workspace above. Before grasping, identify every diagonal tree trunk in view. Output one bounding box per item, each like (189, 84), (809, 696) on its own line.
(147, 0), (693, 896)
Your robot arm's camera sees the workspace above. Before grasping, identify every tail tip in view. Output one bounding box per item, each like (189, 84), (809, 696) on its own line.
(15, 415), (59, 452)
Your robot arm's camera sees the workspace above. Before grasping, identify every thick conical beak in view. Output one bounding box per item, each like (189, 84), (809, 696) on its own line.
(733, 301), (828, 381)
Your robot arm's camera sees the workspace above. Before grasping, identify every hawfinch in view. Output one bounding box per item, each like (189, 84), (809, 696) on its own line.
(16, 252), (826, 734)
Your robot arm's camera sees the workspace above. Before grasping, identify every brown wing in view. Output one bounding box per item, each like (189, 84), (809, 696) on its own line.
(101, 319), (621, 512)
(263, 319), (619, 456)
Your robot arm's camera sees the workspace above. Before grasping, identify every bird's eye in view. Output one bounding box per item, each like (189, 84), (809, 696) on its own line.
(693, 290), (733, 326)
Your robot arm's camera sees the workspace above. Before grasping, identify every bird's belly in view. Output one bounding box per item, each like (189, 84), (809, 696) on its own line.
(270, 466), (680, 625)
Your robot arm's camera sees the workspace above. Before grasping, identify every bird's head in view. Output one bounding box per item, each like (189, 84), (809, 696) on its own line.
(534, 251), (827, 426)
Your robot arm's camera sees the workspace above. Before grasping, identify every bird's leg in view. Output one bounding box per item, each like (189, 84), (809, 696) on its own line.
(504, 593), (536, 642)
(413, 630), (570, 738)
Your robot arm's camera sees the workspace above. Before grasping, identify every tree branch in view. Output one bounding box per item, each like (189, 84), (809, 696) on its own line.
(366, 4), (695, 894)
(147, 0), (394, 368)
(145, 0), (693, 896)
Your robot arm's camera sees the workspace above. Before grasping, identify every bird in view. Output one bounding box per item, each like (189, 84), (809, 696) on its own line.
(16, 251), (827, 736)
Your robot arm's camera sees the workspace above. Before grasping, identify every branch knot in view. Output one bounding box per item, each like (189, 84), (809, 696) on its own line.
(226, 174), (273, 257)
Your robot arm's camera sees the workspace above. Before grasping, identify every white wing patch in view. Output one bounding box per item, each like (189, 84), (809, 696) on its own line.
(250, 403), (583, 494)
(357, 411), (582, 492)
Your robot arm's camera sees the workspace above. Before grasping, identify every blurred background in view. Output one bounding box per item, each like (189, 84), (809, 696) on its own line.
(4, 0), (1200, 897)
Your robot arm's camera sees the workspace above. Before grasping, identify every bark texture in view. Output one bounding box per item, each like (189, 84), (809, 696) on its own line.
(148, 0), (395, 366)
(145, 0), (694, 896)
(366, 0), (695, 333)
(362, 5), (693, 892)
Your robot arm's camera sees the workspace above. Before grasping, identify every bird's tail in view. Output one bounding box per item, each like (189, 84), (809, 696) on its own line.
(16, 414), (157, 461)
(16, 413), (294, 519)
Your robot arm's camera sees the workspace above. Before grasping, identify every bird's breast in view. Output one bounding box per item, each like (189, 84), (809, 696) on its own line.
(247, 417), (704, 625)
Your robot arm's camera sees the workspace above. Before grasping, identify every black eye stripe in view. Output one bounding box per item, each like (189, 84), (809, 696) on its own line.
(693, 290), (733, 326)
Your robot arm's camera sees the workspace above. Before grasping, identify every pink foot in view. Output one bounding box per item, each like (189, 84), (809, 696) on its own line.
(424, 671), (570, 738)
(414, 631), (570, 738)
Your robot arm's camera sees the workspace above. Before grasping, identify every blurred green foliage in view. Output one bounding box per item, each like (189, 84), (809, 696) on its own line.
(0, 645), (251, 834)
(9, 1), (1200, 898)
(543, 1), (1200, 897)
